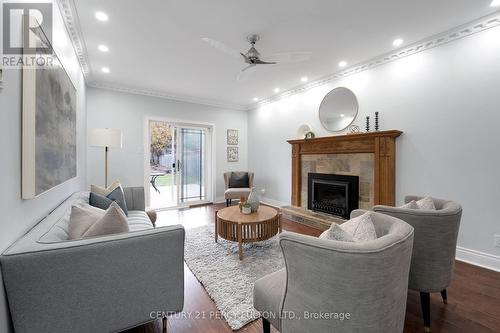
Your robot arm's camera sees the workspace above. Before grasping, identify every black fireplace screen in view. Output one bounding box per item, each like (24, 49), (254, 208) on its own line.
(307, 173), (359, 219)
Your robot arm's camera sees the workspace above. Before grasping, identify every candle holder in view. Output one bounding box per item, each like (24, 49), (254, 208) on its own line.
(366, 116), (370, 132)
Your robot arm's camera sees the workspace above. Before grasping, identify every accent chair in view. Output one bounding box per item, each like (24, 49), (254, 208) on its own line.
(223, 171), (254, 206)
(373, 195), (462, 332)
(253, 210), (414, 333)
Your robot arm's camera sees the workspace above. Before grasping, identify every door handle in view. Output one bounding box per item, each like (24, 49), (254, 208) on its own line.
(177, 160), (181, 172)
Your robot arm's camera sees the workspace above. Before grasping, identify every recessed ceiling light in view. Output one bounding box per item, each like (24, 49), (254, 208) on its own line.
(274, 88), (280, 93)
(340, 114), (345, 117)
(253, 97), (259, 102)
(393, 38), (404, 47)
(301, 76), (308, 83)
(338, 61), (347, 68)
(101, 67), (110, 73)
(98, 44), (109, 52)
(95, 12), (109, 22)
(491, 0), (500, 7)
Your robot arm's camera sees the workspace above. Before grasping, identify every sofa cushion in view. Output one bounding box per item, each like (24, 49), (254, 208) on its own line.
(253, 268), (286, 331)
(127, 210), (155, 232)
(81, 202), (129, 239)
(90, 187), (128, 215)
(228, 172), (249, 188)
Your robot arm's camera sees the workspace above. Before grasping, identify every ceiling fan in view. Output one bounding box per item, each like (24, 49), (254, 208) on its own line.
(201, 34), (312, 80)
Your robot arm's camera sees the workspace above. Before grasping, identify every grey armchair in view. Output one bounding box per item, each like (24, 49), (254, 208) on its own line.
(373, 196), (462, 332)
(223, 171), (254, 206)
(253, 210), (414, 333)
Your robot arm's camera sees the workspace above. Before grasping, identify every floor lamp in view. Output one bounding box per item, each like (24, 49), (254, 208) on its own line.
(89, 128), (123, 187)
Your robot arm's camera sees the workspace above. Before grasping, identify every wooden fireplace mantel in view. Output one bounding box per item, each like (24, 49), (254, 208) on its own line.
(287, 130), (402, 207)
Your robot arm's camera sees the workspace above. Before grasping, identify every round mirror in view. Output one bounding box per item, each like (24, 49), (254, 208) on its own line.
(318, 87), (358, 132)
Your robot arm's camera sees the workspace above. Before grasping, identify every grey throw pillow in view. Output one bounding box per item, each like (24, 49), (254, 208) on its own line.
(416, 196), (436, 210)
(228, 172), (249, 188)
(400, 200), (418, 209)
(89, 187), (128, 215)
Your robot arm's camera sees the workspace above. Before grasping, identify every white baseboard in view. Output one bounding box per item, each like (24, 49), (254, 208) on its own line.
(456, 246), (500, 272)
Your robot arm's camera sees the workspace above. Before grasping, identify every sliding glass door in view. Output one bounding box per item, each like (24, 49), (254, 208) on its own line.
(148, 120), (211, 209)
(177, 127), (206, 203)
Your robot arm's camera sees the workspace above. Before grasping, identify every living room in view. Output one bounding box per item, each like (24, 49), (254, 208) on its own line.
(1, 0), (499, 332)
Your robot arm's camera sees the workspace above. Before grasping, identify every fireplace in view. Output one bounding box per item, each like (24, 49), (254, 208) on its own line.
(307, 173), (359, 219)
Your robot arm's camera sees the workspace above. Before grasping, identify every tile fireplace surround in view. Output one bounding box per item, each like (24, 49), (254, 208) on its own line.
(287, 130), (402, 213)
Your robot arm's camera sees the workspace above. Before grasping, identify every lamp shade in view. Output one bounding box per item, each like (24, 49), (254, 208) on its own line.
(89, 128), (122, 148)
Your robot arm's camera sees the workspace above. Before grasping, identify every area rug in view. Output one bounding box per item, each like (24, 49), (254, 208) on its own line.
(184, 226), (284, 330)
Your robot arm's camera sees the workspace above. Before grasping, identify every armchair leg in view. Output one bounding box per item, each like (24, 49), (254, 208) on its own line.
(230, 199), (232, 206)
(162, 317), (167, 333)
(262, 318), (270, 333)
(420, 292), (431, 332)
(226, 199), (229, 207)
(440, 289), (448, 304)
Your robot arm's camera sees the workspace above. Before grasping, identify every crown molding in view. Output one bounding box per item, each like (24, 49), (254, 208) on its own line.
(87, 82), (248, 111)
(249, 11), (500, 110)
(57, 0), (499, 112)
(56, 0), (91, 79)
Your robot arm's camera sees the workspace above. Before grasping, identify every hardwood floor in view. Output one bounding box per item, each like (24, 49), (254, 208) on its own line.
(126, 203), (500, 333)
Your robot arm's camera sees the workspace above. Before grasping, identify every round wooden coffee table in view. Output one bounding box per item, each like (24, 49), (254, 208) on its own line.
(215, 206), (281, 260)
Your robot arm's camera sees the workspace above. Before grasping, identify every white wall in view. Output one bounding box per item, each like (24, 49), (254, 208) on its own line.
(86, 88), (248, 202)
(248, 26), (500, 268)
(0, 2), (87, 331)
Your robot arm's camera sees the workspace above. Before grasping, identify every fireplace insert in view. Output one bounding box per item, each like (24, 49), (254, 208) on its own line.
(307, 173), (359, 219)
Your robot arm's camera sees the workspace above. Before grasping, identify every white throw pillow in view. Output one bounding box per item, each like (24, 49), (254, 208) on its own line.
(320, 212), (377, 242)
(340, 212), (378, 241)
(416, 196), (436, 210)
(68, 204), (106, 239)
(90, 180), (122, 196)
(69, 202), (129, 239)
(319, 223), (355, 242)
(400, 200), (418, 209)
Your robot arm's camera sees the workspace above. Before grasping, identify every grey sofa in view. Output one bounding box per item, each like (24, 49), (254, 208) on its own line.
(253, 210), (414, 333)
(374, 196), (462, 332)
(0, 187), (185, 333)
(223, 171), (254, 206)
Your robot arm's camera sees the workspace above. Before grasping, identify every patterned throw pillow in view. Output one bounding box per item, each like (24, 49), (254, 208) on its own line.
(320, 212), (377, 242)
(400, 200), (418, 209)
(416, 196), (436, 210)
(340, 212), (378, 241)
(319, 223), (355, 242)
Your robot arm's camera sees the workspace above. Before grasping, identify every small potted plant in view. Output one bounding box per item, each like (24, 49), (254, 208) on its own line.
(242, 202), (252, 215)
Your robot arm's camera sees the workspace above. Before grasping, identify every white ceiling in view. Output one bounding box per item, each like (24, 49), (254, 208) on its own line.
(71, 0), (498, 109)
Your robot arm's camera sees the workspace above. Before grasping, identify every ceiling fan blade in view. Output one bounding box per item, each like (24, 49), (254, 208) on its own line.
(237, 64), (256, 81)
(264, 52), (312, 63)
(201, 37), (241, 59)
(254, 59), (276, 65)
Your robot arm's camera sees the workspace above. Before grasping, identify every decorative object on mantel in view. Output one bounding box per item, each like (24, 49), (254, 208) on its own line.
(305, 131), (315, 139)
(375, 112), (380, 131)
(296, 124), (313, 139)
(348, 124), (361, 133)
(227, 129), (238, 145)
(366, 116), (370, 132)
(287, 130), (403, 207)
(319, 87), (358, 132)
(227, 147), (239, 162)
(247, 187), (260, 212)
